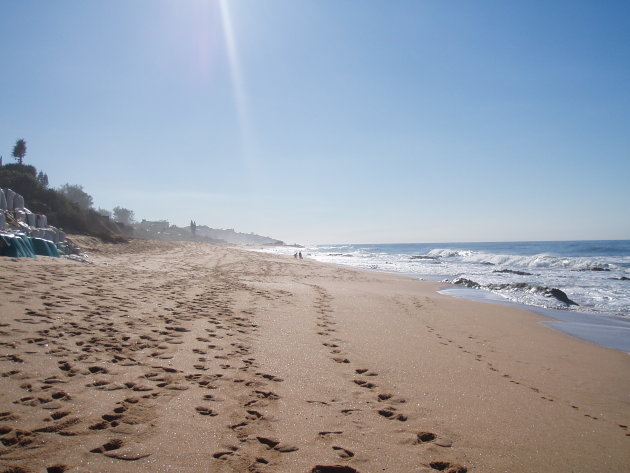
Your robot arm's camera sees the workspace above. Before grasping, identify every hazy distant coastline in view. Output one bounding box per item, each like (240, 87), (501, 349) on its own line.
(133, 219), (285, 246)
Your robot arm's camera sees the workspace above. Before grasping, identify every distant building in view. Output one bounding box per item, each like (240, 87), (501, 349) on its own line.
(138, 219), (170, 231)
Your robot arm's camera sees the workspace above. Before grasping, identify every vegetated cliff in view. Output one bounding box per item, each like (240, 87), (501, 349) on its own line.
(1, 164), (283, 246)
(0, 164), (128, 242)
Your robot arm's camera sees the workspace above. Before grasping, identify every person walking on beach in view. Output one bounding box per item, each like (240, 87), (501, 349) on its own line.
(298, 251), (303, 259)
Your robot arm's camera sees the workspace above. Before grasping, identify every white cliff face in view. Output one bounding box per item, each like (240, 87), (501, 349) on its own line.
(1, 187), (65, 243)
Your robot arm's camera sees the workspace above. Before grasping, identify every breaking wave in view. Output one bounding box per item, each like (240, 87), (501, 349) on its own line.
(426, 248), (621, 272)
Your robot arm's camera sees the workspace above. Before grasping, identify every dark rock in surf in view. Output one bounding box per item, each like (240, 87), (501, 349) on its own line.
(409, 255), (438, 260)
(493, 269), (534, 276)
(541, 288), (578, 306)
(577, 266), (610, 272)
(454, 279), (578, 306)
(452, 278), (481, 288)
(492, 283), (578, 306)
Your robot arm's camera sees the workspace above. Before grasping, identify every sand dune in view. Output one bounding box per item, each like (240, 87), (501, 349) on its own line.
(0, 238), (628, 472)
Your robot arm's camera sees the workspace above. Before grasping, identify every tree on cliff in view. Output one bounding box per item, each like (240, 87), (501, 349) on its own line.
(36, 171), (49, 187)
(58, 183), (94, 210)
(113, 206), (134, 225)
(97, 208), (112, 219)
(12, 139), (27, 165)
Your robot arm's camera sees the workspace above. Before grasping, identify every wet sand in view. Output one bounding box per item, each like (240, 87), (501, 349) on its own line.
(0, 238), (628, 473)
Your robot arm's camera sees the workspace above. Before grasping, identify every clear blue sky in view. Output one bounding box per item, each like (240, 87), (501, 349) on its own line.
(1, 0), (629, 244)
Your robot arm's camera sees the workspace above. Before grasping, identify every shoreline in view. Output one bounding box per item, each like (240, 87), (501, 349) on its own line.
(1, 238), (629, 472)
(266, 241), (630, 321)
(439, 286), (630, 353)
(272, 248), (630, 354)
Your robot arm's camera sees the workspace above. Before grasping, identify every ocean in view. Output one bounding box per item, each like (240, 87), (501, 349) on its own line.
(259, 240), (630, 351)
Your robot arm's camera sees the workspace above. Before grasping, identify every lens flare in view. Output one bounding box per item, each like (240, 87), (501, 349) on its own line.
(218, 0), (255, 164)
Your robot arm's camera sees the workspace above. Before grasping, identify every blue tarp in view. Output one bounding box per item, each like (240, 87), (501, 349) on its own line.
(32, 238), (60, 257)
(1, 234), (35, 257)
(0, 235), (59, 258)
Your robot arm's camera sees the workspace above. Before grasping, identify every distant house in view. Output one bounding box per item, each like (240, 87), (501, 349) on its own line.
(138, 219), (170, 231)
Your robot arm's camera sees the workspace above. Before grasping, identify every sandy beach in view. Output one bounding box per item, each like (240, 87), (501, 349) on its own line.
(0, 238), (628, 473)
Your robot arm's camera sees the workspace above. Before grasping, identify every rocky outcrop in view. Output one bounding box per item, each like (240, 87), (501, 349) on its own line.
(451, 278), (578, 306)
(541, 287), (578, 306)
(451, 277), (481, 288)
(493, 269), (534, 276)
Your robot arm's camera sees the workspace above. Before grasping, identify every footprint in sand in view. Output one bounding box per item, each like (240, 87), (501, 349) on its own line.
(416, 431), (437, 443)
(50, 391), (71, 401)
(90, 438), (124, 453)
(256, 436), (299, 453)
(256, 436), (279, 449)
(355, 368), (378, 376)
(332, 446), (354, 459)
(353, 380), (376, 389)
(213, 446), (238, 459)
(311, 466), (359, 473)
(428, 461), (467, 472)
(319, 431), (343, 437)
(332, 357), (350, 364)
(256, 372), (284, 382)
(377, 408), (407, 422)
(230, 421), (248, 430)
(255, 390), (280, 400)
(89, 421), (111, 430)
(203, 394), (223, 401)
(0, 428), (35, 447)
(196, 406), (218, 416)
(49, 411), (71, 421)
(45, 465), (68, 473)
(246, 409), (263, 420)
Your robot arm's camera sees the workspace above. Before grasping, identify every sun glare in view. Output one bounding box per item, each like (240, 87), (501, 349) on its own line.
(218, 0), (254, 164)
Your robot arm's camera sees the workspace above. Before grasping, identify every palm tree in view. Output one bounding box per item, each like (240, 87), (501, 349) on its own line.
(12, 139), (27, 165)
